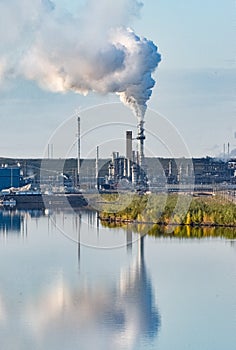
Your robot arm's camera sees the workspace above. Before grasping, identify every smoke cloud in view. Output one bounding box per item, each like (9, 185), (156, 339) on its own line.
(0, 0), (161, 120)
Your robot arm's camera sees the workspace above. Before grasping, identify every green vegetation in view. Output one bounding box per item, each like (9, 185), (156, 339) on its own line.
(99, 193), (236, 227)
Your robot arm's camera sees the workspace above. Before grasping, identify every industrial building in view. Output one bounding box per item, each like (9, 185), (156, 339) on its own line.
(0, 156), (236, 195)
(96, 131), (148, 192)
(0, 166), (21, 191)
(0, 114), (235, 193)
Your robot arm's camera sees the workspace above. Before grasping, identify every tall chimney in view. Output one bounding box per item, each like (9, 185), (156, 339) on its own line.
(137, 120), (145, 169)
(96, 146), (99, 188)
(77, 116), (81, 185)
(126, 131), (133, 160)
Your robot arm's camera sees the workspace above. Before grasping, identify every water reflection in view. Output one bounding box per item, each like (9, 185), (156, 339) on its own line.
(25, 237), (160, 349)
(0, 210), (160, 349)
(102, 220), (236, 240)
(0, 294), (6, 324)
(0, 209), (48, 237)
(0, 210), (23, 234)
(230, 240), (236, 250)
(126, 228), (133, 252)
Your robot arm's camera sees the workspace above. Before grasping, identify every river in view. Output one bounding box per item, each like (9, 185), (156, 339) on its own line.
(0, 209), (235, 350)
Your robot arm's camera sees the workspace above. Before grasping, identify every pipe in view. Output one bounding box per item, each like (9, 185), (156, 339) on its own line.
(137, 120), (145, 169)
(77, 116), (81, 184)
(96, 146), (99, 188)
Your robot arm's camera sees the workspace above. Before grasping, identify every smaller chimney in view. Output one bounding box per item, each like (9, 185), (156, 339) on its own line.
(77, 116), (81, 181)
(96, 146), (99, 188)
(126, 131), (133, 160)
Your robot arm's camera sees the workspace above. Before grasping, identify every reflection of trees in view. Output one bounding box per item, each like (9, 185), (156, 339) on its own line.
(24, 236), (160, 349)
(115, 223), (236, 240)
(148, 224), (236, 239)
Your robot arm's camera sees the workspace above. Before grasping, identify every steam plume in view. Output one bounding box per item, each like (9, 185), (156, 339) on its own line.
(0, 0), (161, 120)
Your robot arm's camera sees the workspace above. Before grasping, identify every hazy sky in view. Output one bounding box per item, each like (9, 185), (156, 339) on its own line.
(0, 0), (235, 158)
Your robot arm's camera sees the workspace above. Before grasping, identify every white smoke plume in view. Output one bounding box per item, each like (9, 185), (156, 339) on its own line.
(0, 0), (161, 120)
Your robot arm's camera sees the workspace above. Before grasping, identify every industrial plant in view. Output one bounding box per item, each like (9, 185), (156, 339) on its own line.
(0, 115), (236, 209)
(96, 130), (148, 192)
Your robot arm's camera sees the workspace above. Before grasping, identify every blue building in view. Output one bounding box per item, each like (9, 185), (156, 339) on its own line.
(0, 167), (20, 190)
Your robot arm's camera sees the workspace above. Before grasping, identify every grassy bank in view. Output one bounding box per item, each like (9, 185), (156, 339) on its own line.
(99, 193), (236, 227)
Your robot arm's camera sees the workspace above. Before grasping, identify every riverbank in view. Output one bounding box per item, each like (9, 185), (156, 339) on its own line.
(99, 193), (236, 228)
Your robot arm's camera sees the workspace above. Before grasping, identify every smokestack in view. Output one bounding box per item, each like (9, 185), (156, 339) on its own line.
(168, 160), (172, 177)
(126, 131), (132, 160)
(126, 131), (132, 179)
(96, 146), (99, 188)
(47, 144), (53, 158)
(137, 120), (145, 169)
(132, 163), (138, 185)
(123, 158), (127, 177)
(228, 142), (230, 159)
(77, 116), (81, 185)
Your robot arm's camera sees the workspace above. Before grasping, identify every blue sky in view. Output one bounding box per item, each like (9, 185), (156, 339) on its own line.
(0, 0), (235, 158)
(136, 0), (235, 69)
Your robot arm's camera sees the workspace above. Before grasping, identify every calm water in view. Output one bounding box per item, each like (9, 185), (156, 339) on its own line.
(0, 209), (235, 350)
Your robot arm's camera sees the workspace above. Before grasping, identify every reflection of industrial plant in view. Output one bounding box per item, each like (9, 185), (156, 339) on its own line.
(0, 210), (22, 234)
(25, 236), (160, 349)
(0, 209), (47, 235)
(0, 214), (160, 349)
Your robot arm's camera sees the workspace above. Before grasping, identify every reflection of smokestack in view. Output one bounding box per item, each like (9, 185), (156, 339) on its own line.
(138, 235), (144, 263)
(126, 131), (132, 160)
(137, 120), (145, 169)
(126, 229), (132, 252)
(77, 116), (81, 184)
(75, 212), (82, 271)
